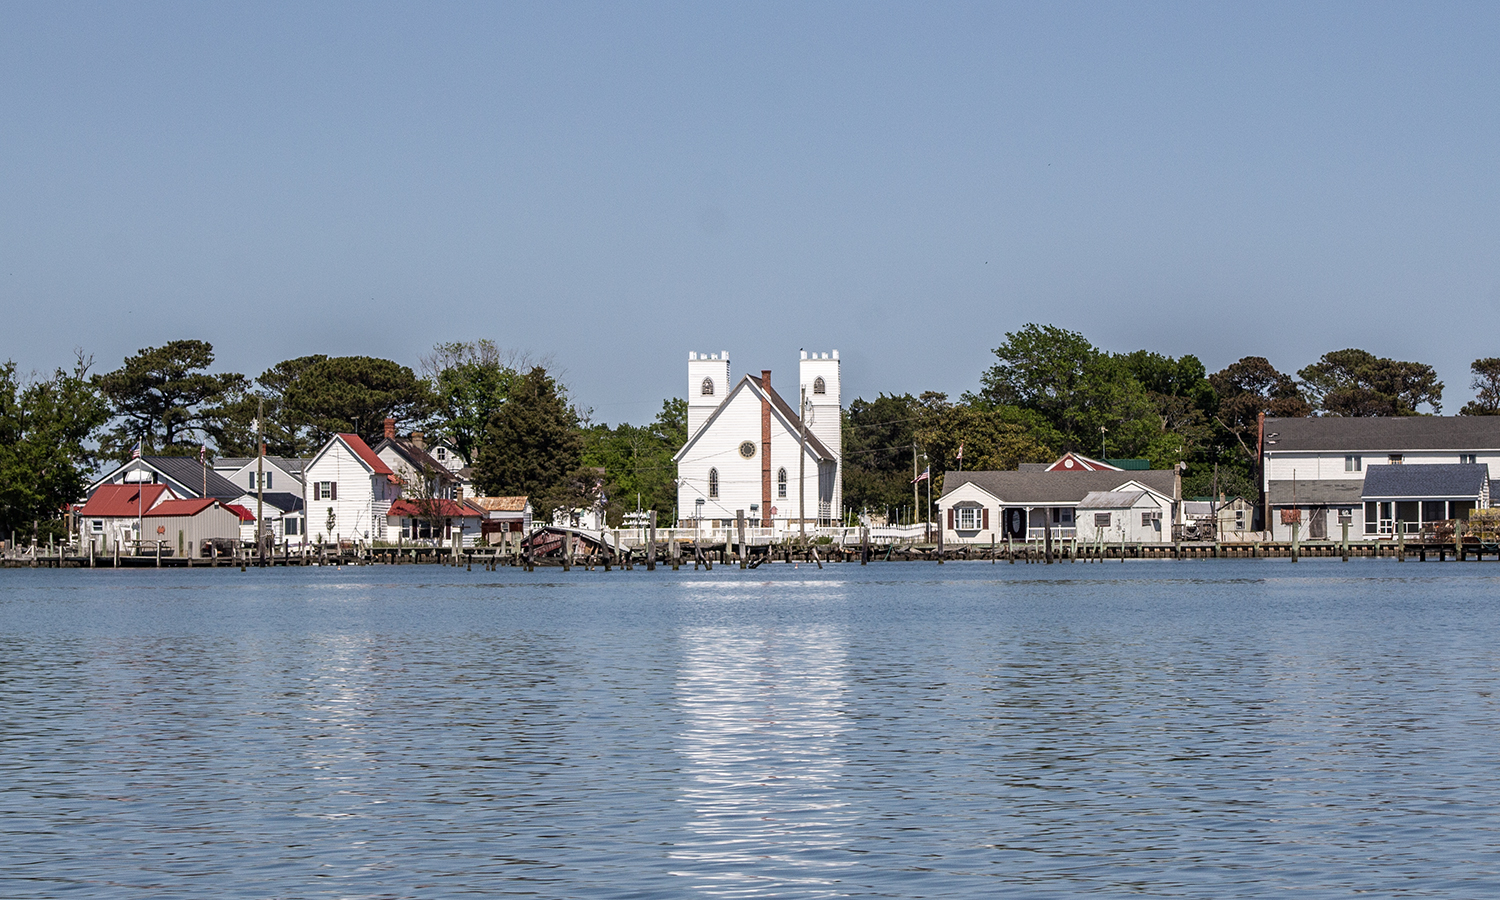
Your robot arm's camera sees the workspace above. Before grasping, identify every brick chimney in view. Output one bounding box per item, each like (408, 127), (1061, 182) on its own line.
(383, 418), (396, 440)
(411, 431), (426, 450)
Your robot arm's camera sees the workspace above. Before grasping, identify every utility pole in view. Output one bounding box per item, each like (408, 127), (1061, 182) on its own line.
(798, 387), (808, 539)
(256, 398), (265, 568)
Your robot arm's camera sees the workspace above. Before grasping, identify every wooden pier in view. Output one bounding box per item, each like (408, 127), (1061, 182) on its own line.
(7, 534), (1500, 569)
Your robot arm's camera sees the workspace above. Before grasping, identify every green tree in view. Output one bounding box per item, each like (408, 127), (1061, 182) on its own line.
(914, 401), (1055, 487)
(0, 355), (110, 538)
(204, 354), (328, 458)
(1298, 349), (1443, 416)
(1460, 358), (1500, 415)
(95, 340), (246, 460)
(581, 399), (687, 526)
(842, 393), (924, 519)
(421, 340), (526, 466)
(473, 367), (582, 513)
(974, 324), (1160, 458)
(1209, 356), (1310, 463)
(283, 356), (433, 446)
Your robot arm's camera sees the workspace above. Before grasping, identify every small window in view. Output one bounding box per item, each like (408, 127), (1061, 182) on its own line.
(1094, 513), (1111, 528)
(315, 481), (336, 501)
(957, 507), (978, 530)
(250, 473), (257, 489)
(708, 468), (719, 499)
(266, 472), (272, 490)
(1345, 455), (1362, 472)
(436, 448), (446, 461)
(91, 519), (103, 534)
(1388, 454), (1403, 465)
(813, 376), (826, 395)
(1460, 453), (1477, 465)
(777, 468), (787, 498)
(701, 377), (715, 396)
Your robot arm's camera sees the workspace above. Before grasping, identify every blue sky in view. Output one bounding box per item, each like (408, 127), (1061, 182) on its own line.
(3, 2), (1497, 422)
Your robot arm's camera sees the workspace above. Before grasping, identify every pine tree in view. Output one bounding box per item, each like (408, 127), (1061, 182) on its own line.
(473, 367), (581, 505)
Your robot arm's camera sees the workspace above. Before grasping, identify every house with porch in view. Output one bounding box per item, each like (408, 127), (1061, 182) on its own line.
(937, 469), (1180, 545)
(1261, 416), (1500, 540)
(385, 498), (485, 547)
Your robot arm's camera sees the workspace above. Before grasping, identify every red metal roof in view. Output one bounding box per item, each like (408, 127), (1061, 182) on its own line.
(338, 433), (395, 475)
(223, 503), (256, 522)
(387, 499), (482, 518)
(145, 498), (218, 517)
(78, 484), (172, 517)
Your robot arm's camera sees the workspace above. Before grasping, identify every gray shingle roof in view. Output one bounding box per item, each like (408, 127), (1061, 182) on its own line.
(1266, 479), (1364, 505)
(941, 469), (1178, 504)
(1077, 490), (1147, 509)
(1263, 416), (1500, 452)
(142, 456), (245, 501)
(1361, 464), (1490, 499)
(214, 456), (307, 475)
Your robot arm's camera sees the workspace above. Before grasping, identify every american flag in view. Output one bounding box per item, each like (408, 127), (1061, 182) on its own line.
(912, 466), (930, 484)
(131, 440), (142, 459)
(956, 443), (964, 461)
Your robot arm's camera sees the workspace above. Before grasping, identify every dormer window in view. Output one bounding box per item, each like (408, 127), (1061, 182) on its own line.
(436, 447), (446, 461)
(701, 377), (715, 396)
(813, 376), (826, 395)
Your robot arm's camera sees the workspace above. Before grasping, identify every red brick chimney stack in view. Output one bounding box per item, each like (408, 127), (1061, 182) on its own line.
(383, 418), (396, 440)
(761, 370), (773, 520)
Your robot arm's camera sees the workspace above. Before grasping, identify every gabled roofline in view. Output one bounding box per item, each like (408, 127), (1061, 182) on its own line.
(673, 374), (835, 464)
(310, 433), (395, 476)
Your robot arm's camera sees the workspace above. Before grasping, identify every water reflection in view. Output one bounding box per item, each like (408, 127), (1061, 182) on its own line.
(673, 587), (852, 895)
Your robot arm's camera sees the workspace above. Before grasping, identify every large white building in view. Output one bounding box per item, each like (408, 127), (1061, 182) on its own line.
(674, 350), (842, 529)
(1260, 416), (1500, 540)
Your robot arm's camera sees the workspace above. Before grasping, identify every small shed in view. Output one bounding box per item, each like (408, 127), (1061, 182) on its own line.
(1077, 490), (1168, 543)
(143, 499), (244, 556)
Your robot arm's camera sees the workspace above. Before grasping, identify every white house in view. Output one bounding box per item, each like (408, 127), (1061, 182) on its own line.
(1261, 416), (1500, 540)
(374, 420), (459, 501)
(213, 456), (306, 496)
(302, 433), (398, 544)
(937, 469), (1180, 545)
(1077, 490), (1170, 544)
(673, 350), (842, 530)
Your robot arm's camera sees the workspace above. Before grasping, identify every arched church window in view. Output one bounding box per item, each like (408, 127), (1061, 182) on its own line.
(708, 468), (719, 498)
(701, 377), (715, 396)
(777, 468), (787, 498)
(813, 376), (826, 395)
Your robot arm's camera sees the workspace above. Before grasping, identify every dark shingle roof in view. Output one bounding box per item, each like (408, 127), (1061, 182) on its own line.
(1266, 479), (1364, 505)
(1263, 417), (1500, 452)
(1361, 464), (1490, 499)
(941, 469), (1178, 504)
(142, 456), (245, 501)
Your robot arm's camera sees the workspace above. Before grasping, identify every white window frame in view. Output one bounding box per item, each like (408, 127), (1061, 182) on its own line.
(956, 507), (978, 530)
(1345, 455), (1362, 472)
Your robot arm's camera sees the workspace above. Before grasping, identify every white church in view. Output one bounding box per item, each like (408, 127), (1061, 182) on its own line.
(673, 350), (843, 530)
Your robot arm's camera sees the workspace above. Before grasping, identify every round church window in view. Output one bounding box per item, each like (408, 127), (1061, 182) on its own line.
(739, 441), (756, 459)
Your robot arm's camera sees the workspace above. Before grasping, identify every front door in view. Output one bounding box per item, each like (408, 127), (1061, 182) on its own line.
(1003, 508), (1026, 539)
(1309, 506), (1327, 540)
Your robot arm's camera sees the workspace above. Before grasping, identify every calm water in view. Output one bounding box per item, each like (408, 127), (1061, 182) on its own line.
(5, 559), (1500, 898)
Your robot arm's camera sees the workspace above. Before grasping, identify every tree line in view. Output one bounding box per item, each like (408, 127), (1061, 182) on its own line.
(3, 326), (1498, 540)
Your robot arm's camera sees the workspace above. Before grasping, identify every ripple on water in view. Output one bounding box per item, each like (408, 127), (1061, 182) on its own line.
(3, 560), (1500, 898)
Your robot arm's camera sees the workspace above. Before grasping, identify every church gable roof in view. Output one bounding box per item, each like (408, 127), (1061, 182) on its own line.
(674, 374), (835, 463)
